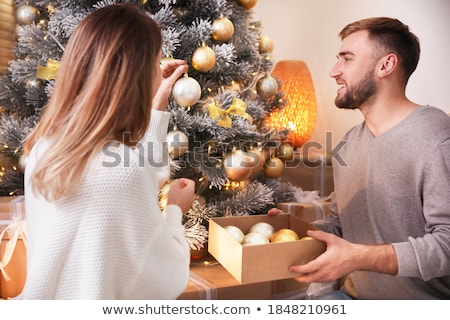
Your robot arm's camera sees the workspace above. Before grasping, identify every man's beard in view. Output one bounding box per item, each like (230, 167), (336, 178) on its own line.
(335, 69), (377, 110)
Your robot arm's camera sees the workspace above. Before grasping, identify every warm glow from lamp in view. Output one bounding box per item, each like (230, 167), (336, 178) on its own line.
(265, 60), (317, 148)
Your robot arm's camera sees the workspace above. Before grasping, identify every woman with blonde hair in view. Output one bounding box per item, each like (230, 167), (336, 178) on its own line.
(19, 3), (195, 299)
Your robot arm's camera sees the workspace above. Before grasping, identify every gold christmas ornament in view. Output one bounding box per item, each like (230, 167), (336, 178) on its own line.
(270, 228), (300, 243)
(223, 149), (253, 181)
(237, 0), (258, 10)
(192, 44), (216, 72)
(171, 75), (202, 107)
(266, 60), (317, 148)
(263, 156), (284, 178)
(15, 3), (40, 26)
(167, 130), (189, 158)
(247, 148), (265, 173)
(277, 142), (294, 161)
(256, 75), (278, 99)
(0, 0), (16, 75)
(258, 35), (274, 54)
(212, 16), (234, 42)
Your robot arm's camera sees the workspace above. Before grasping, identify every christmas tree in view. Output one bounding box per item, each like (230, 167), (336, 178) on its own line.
(0, 0), (301, 249)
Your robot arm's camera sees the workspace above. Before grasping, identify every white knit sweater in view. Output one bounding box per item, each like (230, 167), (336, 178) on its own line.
(18, 110), (190, 300)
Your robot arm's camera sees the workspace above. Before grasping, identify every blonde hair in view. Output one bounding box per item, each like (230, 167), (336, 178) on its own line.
(23, 4), (162, 201)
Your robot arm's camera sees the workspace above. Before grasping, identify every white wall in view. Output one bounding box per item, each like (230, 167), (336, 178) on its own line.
(254, 0), (450, 149)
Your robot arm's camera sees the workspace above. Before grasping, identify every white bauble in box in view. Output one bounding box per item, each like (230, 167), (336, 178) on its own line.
(172, 76), (202, 107)
(242, 232), (270, 246)
(224, 225), (245, 243)
(249, 222), (274, 239)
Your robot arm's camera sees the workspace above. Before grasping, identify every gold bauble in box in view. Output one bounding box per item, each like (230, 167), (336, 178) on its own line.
(167, 130), (189, 158)
(172, 76), (202, 107)
(277, 142), (294, 161)
(270, 228), (299, 243)
(212, 16), (234, 42)
(237, 0), (258, 10)
(192, 45), (216, 72)
(223, 149), (253, 181)
(263, 156), (284, 178)
(258, 35), (274, 53)
(256, 75), (278, 99)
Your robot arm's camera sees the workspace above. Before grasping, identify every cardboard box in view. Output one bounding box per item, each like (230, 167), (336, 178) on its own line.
(271, 277), (310, 300)
(178, 260), (272, 300)
(208, 214), (325, 284)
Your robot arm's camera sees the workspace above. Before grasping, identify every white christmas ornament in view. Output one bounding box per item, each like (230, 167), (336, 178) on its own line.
(242, 232), (270, 246)
(172, 76), (202, 107)
(224, 225), (245, 243)
(249, 222), (274, 239)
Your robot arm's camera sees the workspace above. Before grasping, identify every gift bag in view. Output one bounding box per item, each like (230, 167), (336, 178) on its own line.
(0, 196), (27, 299)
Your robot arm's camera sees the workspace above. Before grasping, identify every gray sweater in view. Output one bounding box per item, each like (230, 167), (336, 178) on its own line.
(315, 105), (450, 299)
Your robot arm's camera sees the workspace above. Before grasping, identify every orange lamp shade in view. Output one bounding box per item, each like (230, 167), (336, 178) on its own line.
(265, 60), (317, 148)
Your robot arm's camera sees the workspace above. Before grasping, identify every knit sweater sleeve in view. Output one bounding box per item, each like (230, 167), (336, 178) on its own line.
(392, 137), (450, 280)
(141, 109), (171, 187)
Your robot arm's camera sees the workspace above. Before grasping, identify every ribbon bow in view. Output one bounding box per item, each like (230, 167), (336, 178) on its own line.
(208, 98), (253, 128)
(37, 58), (60, 80)
(0, 218), (27, 282)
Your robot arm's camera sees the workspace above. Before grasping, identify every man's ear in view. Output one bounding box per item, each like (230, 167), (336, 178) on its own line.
(377, 53), (397, 78)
